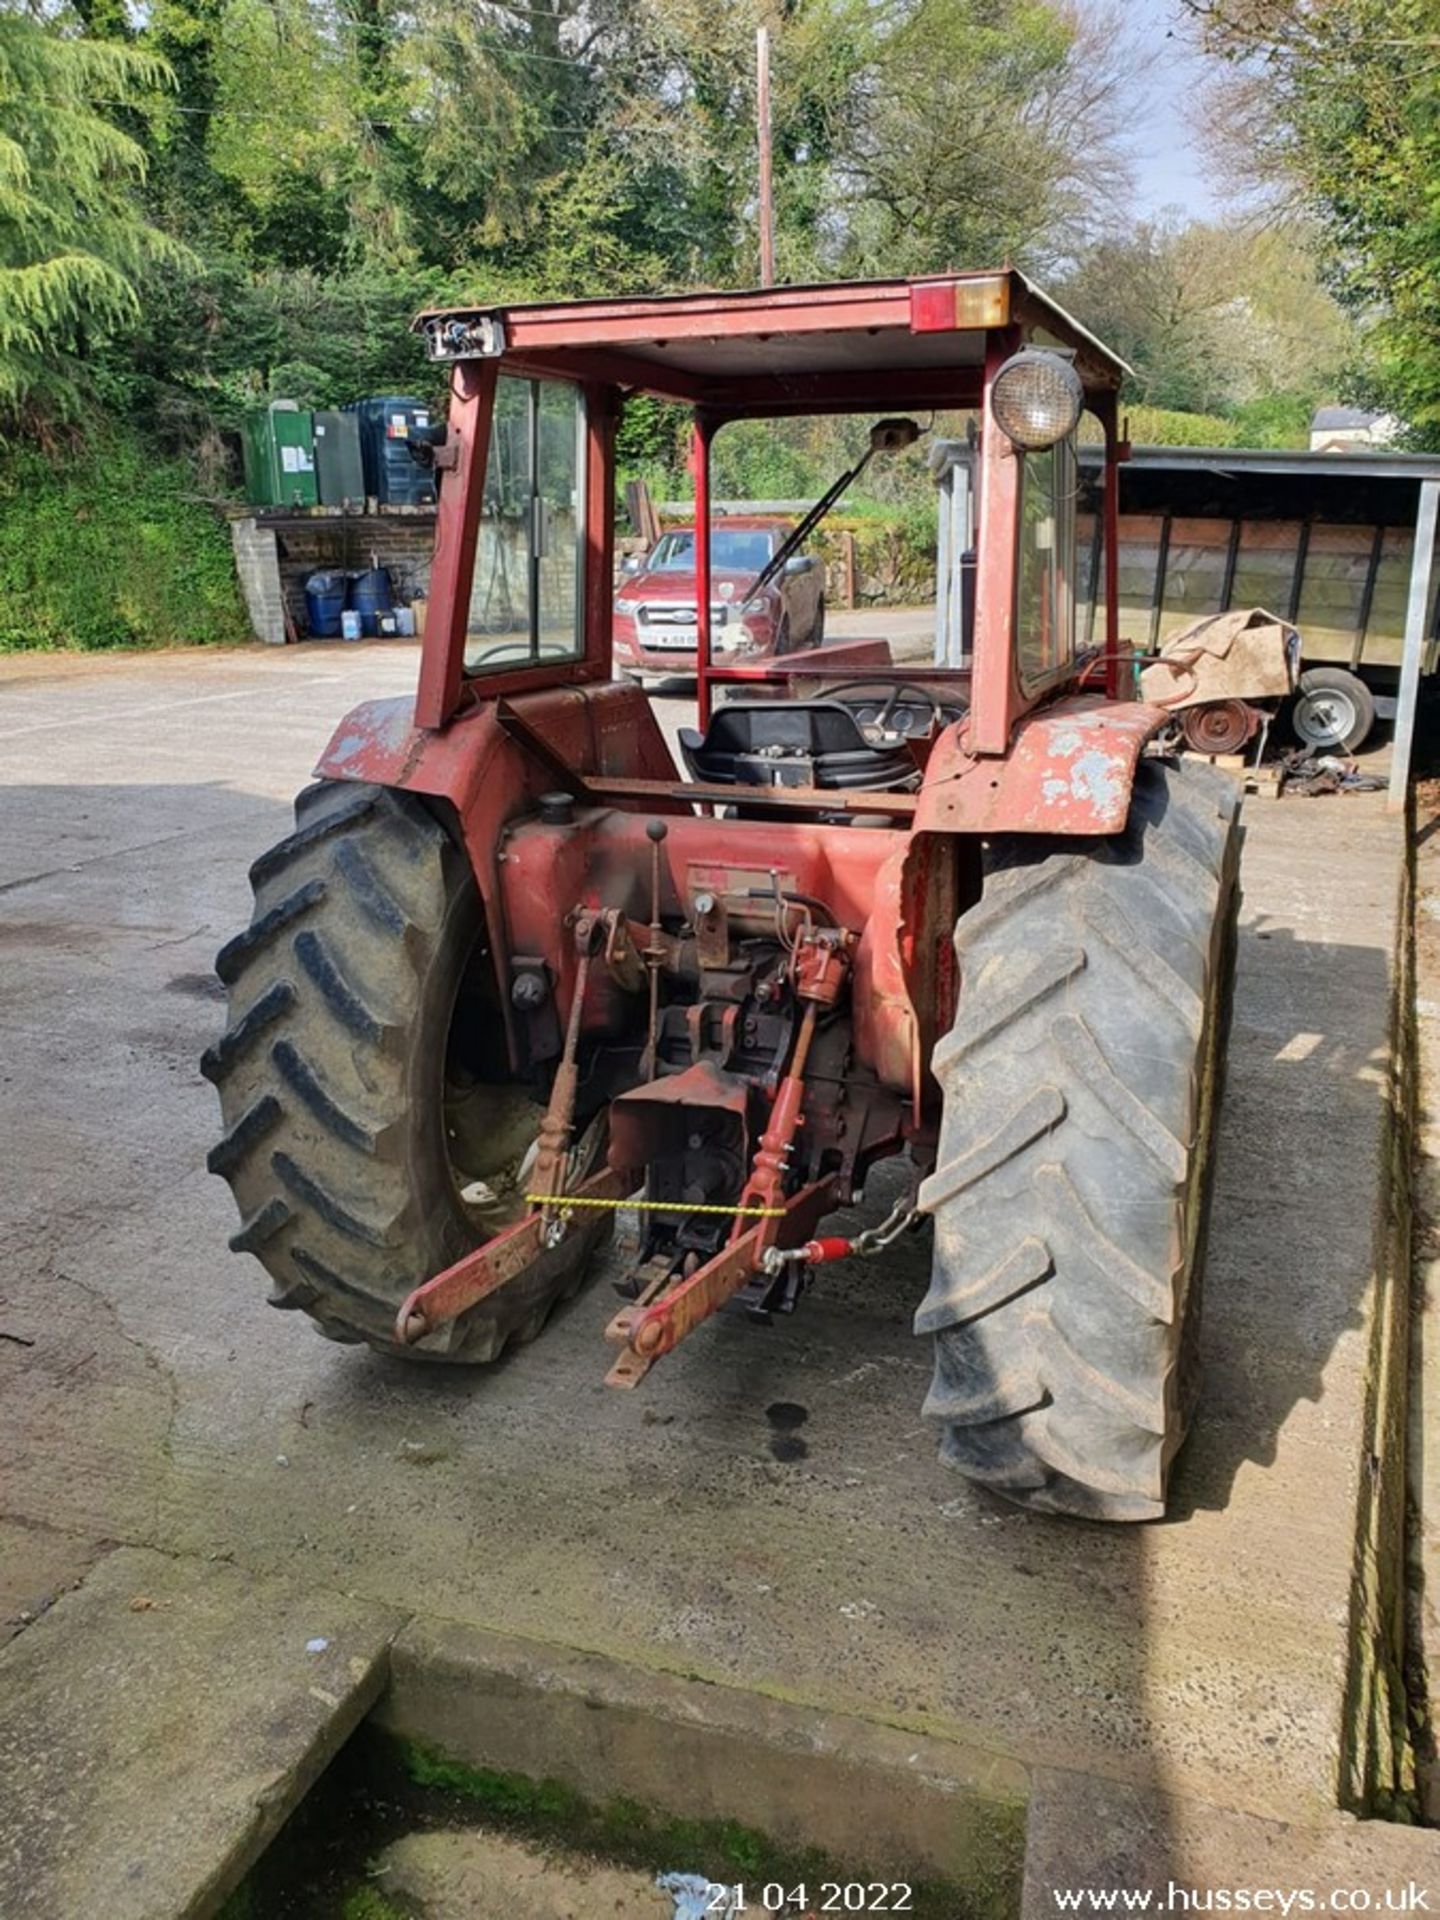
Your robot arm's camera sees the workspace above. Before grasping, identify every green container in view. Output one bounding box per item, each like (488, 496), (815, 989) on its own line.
(242, 403), (318, 509)
(312, 409), (365, 508)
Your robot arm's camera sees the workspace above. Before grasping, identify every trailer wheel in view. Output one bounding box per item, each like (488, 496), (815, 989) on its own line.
(204, 780), (610, 1362)
(917, 758), (1241, 1520)
(1291, 666), (1375, 753)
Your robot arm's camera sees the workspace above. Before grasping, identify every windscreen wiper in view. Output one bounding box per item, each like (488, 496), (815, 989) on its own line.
(740, 418), (921, 609)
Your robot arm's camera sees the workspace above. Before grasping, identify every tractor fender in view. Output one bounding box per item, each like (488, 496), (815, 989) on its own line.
(314, 682), (679, 820)
(914, 695), (1168, 836)
(316, 693), (497, 806)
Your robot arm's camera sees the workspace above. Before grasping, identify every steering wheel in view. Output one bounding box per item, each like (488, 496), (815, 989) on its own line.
(468, 640), (539, 664)
(821, 679), (947, 737)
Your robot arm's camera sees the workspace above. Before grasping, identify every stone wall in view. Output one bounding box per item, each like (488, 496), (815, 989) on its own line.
(230, 518), (287, 646)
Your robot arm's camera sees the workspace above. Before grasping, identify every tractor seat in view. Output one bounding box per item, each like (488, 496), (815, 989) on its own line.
(678, 701), (919, 794)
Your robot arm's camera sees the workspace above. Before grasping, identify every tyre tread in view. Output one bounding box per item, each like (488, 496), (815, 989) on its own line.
(208, 780), (605, 1363)
(919, 757), (1241, 1520)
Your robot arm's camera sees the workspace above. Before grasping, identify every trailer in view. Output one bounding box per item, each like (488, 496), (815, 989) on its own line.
(934, 440), (1440, 769)
(1075, 444), (1440, 756)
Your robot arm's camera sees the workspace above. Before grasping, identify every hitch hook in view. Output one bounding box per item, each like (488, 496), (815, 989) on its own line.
(759, 1194), (921, 1277)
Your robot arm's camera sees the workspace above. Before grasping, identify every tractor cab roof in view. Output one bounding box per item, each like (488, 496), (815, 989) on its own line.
(414, 270), (1129, 418)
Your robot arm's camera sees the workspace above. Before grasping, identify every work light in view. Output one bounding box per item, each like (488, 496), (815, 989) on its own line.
(990, 350), (1084, 451)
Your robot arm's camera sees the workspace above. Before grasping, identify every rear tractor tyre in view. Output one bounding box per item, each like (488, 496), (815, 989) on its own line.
(204, 780), (610, 1361)
(916, 758), (1242, 1520)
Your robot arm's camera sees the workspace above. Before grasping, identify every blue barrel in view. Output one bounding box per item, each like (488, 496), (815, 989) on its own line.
(304, 569), (347, 638)
(350, 566), (393, 637)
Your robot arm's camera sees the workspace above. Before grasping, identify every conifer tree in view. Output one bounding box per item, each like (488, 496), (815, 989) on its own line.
(0, 8), (177, 419)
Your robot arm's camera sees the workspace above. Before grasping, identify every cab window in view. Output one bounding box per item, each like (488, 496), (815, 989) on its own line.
(466, 375), (584, 674)
(1015, 434), (1077, 688)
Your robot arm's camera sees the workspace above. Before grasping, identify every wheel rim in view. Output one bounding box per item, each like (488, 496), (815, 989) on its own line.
(439, 927), (601, 1234)
(444, 1078), (549, 1231)
(1295, 687), (1356, 749)
(1181, 701), (1251, 756)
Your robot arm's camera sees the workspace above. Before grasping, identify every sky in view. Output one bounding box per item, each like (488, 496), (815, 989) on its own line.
(1077, 0), (1227, 224)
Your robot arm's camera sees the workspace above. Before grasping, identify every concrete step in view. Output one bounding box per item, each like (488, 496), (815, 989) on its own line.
(0, 1546), (401, 1920)
(377, 1616), (1439, 1920)
(376, 1613), (1028, 1906)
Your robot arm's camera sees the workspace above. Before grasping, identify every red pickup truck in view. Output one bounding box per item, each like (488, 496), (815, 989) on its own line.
(613, 516), (826, 684)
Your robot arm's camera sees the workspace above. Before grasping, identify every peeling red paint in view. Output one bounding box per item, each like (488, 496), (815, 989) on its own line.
(914, 695), (1165, 837)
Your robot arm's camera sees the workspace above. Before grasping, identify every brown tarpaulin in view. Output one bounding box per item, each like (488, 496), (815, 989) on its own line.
(1138, 607), (1299, 712)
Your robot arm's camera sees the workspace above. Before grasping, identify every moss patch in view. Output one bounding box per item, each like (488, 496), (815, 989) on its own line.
(387, 1731), (993, 1920)
(217, 1719), (1016, 1919)
(338, 1890), (410, 1920)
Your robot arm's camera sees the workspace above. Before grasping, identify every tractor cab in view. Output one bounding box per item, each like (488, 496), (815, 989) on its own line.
(407, 271), (1128, 751)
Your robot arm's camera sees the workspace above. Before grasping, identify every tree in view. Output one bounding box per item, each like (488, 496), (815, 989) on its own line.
(0, 9), (178, 423)
(43, 0), (1158, 454)
(1059, 216), (1350, 426)
(1180, 0), (1440, 442)
(835, 0), (1141, 277)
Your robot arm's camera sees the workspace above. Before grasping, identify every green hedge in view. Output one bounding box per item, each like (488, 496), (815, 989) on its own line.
(808, 506), (937, 606)
(1124, 406), (1239, 448)
(1079, 406), (1238, 448)
(0, 429), (251, 651)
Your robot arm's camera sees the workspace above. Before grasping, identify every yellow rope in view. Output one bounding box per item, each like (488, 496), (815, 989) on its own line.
(524, 1194), (785, 1219)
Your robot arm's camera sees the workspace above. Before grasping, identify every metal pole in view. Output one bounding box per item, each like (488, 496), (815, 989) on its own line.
(1351, 523), (1384, 671)
(1287, 517), (1311, 626)
(1220, 518), (1241, 613)
(756, 26), (775, 288)
(1084, 509), (1102, 651)
(1388, 477), (1438, 811)
(694, 417), (715, 730)
(1148, 513), (1172, 655)
(934, 455), (952, 667)
(951, 457), (971, 666)
(1102, 403), (1121, 700)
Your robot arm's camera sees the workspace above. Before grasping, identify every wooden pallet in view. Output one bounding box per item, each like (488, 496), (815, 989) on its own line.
(1178, 747), (1282, 798)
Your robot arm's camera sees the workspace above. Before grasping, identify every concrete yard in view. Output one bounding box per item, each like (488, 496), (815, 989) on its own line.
(0, 637), (1430, 1910)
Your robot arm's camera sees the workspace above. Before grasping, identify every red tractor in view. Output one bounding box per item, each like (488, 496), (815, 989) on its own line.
(207, 273), (1240, 1521)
